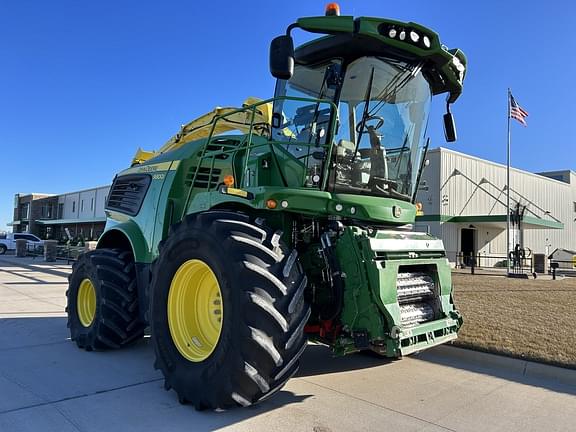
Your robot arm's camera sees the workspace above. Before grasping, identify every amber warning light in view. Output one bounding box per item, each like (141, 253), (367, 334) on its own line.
(415, 202), (424, 216)
(325, 3), (340, 16)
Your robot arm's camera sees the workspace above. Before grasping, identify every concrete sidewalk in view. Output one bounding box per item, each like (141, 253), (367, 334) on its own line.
(1, 259), (575, 432)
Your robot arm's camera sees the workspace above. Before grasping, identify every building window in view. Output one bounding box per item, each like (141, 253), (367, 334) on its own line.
(574, 202), (576, 212)
(21, 203), (30, 220)
(81, 200), (84, 212)
(58, 203), (64, 219)
(72, 201), (76, 213)
(91, 198), (94, 211)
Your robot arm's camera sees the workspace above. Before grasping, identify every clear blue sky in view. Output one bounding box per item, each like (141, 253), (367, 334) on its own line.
(1, 1), (575, 230)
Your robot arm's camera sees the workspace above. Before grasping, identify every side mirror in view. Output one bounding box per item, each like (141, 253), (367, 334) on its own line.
(443, 112), (457, 142)
(270, 35), (294, 80)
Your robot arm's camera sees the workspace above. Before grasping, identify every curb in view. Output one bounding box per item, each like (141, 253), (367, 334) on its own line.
(420, 344), (576, 388)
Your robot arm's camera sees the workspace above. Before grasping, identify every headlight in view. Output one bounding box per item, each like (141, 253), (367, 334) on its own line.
(454, 59), (465, 73)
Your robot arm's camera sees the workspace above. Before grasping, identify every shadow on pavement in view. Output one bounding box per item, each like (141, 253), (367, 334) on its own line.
(415, 345), (576, 397)
(296, 343), (394, 378)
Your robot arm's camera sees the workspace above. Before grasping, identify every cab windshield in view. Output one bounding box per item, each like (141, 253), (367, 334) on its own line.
(272, 56), (431, 200)
(333, 57), (430, 200)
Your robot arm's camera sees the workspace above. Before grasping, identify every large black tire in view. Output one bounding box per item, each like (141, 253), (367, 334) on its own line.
(66, 248), (145, 350)
(0, 244), (6, 255)
(150, 211), (310, 410)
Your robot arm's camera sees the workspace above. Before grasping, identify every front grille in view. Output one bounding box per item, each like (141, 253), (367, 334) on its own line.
(106, 174), (151, 216)
(399, 303), (435, 327)
(200, 139), (239, 159)
(396, 271), (437, 327)
(396, 272), (435, 303)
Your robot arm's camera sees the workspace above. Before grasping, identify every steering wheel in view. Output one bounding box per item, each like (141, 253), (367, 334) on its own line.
(356, 115), (385, 133)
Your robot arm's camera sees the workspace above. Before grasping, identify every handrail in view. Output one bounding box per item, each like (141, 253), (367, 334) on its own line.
(180, 96), (338, 218)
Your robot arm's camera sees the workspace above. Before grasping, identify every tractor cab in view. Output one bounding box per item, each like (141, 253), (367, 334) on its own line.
(270, 10), (466, 206)
(272, 55), (431, 202)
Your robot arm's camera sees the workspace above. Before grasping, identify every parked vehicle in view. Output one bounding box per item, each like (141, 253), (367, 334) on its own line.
(0, 232), (44, 254)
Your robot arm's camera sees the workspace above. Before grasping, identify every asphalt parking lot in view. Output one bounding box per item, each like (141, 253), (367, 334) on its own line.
(1, 256), (575, 432)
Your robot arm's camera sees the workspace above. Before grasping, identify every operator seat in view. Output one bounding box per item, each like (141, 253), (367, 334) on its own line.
(367, 126), (388, 180)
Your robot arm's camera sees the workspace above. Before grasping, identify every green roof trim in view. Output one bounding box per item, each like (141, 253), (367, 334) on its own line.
(415, 214), (452, 222)
(416, 214), (563, 229)
(521, 216), (564, 229)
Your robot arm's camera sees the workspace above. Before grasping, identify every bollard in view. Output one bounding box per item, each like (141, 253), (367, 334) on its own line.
(15, 239), (27, 257)
(85, 241), (98, 252)
(550, 262), (559, 280)
(44, 240), (58, 262)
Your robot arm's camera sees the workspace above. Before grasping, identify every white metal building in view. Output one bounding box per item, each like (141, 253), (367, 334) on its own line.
(415, 147), (575, 267)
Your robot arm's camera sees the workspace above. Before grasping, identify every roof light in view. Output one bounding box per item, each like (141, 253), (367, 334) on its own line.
(423, 35), (431, 48)
(325, 3), (340, 16)
(388, 28), (397, 38)
(410, 31), (420, 42)
(399, 30), (406, 41)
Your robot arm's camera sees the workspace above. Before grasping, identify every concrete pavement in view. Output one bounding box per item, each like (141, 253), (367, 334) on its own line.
(1, 256), (575, 432)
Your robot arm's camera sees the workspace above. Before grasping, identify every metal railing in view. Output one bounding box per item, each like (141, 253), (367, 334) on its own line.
(453, 252), (576, 278)
(452, 251), (534, 275)
(23, 243), (85, 263)
(549, 259), (576, 279)
(181, 96), (338, 218)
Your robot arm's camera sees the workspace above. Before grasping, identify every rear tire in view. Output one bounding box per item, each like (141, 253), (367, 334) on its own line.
(66, 248), (145, 350)
(0, 244), (6, 255)
(150, 211), (310, 410)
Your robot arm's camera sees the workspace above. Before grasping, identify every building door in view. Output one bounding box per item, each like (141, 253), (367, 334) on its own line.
(461, 228), (476, 266)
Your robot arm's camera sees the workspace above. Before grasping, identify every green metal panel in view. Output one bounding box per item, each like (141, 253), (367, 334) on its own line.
(100, 217), (151, 263)
(333, 226), (460, 357)
(296, 16), (355, 34)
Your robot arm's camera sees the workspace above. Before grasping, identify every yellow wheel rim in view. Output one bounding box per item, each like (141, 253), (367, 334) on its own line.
(77, 278), (96, 327)
(168, 259), (223, 362)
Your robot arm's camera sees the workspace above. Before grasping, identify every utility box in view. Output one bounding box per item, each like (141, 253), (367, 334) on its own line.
(533, 253), (546, 274)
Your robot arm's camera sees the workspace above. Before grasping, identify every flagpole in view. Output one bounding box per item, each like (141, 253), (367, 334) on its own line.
(506, 88), (511, 276)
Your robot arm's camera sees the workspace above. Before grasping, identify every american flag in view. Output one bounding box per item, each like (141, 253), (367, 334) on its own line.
(509, 92), (528, 126)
